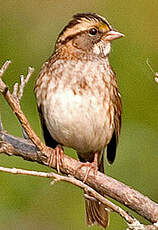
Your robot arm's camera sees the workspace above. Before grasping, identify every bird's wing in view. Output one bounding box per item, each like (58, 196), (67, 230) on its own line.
(34, 60), (59, 149)
(37, 105), (59, 148)
(107, 91), (122, 164)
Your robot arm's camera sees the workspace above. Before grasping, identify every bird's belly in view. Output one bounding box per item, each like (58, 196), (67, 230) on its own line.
(44, 88), (114, 153)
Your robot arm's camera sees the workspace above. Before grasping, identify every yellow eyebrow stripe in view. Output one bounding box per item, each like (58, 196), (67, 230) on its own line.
(98, 22), (110, 32)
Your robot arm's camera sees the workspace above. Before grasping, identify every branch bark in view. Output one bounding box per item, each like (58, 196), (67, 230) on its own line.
(0, 61), (158, 229)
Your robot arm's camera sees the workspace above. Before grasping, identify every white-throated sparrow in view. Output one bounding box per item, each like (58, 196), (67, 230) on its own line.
(35, 13), (123, 229)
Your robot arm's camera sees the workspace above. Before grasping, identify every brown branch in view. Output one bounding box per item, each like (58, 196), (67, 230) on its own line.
(0, 61), (46, 152)
(0, 61), (158, 229)
(0, 130), (158, 227)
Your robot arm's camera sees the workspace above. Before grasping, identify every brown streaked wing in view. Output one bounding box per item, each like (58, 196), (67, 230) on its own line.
(107, 90), (122, 164)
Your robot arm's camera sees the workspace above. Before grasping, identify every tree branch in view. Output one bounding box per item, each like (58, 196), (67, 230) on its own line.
(0, 165), (135, 225)
(0, 61), (46, 152)
(0, 61), (158, 229)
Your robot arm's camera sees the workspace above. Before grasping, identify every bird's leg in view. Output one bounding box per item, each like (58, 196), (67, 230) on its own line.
(77, 152), (99, 183)
(47, 145), (64, 173)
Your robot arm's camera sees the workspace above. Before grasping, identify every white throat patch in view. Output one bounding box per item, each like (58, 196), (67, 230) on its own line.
(103, 42), (111, 56)
(93, 42), (111, 57)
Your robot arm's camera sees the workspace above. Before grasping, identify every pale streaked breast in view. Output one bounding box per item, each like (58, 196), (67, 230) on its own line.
(35, 59), (116, 154)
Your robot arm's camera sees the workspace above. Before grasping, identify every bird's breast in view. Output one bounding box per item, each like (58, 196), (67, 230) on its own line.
(37, 59), (116, 153)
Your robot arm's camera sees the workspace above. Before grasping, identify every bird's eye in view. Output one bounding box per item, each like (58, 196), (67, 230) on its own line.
(89, 28), (98, 36)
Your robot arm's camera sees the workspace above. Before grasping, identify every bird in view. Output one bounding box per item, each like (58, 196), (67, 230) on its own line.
(34, 13), (123, 229)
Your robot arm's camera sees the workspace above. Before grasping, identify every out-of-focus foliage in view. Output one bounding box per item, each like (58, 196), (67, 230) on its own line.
(0, 1), (158, 229)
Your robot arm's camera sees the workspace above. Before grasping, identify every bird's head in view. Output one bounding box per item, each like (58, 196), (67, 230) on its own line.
(56, 13), (124, 58)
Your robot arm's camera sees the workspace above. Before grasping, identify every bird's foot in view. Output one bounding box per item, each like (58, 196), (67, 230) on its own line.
(47, 145), (64, 173)
(77, 161), (98, 183)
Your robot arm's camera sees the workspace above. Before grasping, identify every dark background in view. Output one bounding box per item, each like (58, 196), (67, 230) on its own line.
(0, 0), (158, 229)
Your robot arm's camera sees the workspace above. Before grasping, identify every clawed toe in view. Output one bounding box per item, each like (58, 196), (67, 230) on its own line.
(47, 145), (64, 173)
(77, 161), (98, 183)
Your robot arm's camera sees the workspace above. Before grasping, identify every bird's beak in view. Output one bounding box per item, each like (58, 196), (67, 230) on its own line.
(105, 30), (124, 41)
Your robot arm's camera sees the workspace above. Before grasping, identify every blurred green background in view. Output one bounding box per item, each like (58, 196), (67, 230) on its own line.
(0, 0), (158, 229)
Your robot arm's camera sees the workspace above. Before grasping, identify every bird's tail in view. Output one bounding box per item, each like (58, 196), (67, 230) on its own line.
(85, 196), (109, 228)
(84, 156), (109, 228)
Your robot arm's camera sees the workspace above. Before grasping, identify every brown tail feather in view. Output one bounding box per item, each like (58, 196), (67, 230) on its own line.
(84, 156), (109, 228)
(85, 196), (109, 228)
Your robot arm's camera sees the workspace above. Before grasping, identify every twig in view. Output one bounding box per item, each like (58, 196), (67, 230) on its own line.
(0, 165), (157, 230)
(127, 221), (158, 230)
(12, 67), (34, 140)
(0, 60), (11, 78)
(146, 58), (158, 83)
(0, 60), (46, 152)
(12, 67), (34, 101)
(0, 165), (137, 225)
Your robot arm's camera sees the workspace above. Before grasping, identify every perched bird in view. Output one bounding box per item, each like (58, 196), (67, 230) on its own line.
(35, 13), (123, 228)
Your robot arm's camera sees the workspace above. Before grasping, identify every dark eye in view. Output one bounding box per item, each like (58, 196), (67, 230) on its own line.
(89, 28), (98, 36)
